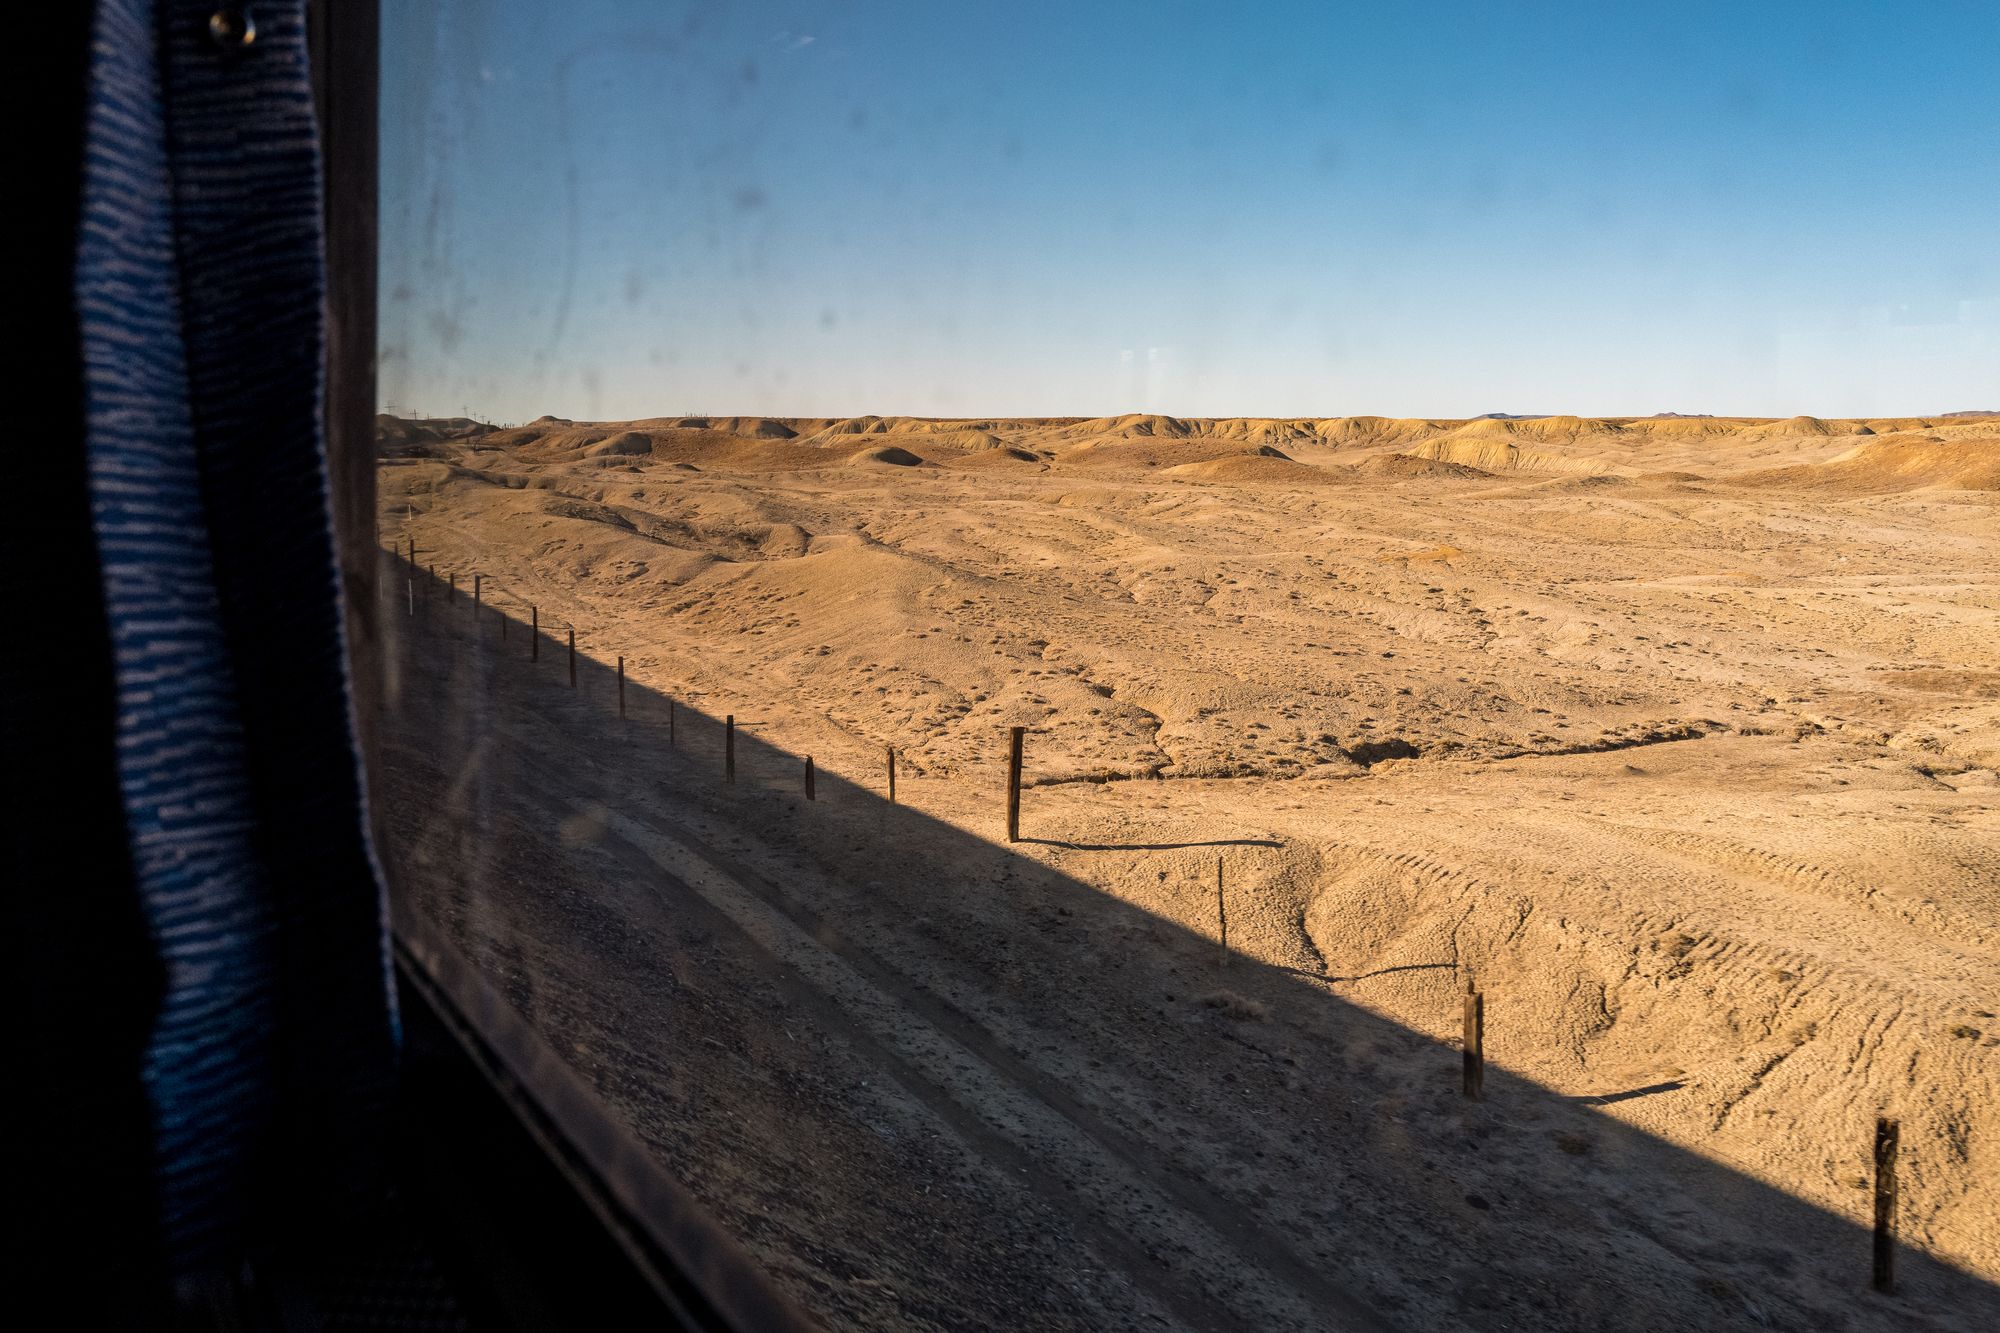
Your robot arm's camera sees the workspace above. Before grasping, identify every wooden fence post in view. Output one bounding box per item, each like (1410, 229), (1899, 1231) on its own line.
(725, 715), (735, 784)
(473, 573), (481, 619)
(1873, 1117), (1898, 1292)
(1462, 978), (1485, 1101)
(668, 699), (676, 745)
(406, 577), (413, 618)
(1006, 726), (1024, 842)
(887, 746), (896, 802)
(1217, 858), (1228, 966)
(805, 756), (815, 801)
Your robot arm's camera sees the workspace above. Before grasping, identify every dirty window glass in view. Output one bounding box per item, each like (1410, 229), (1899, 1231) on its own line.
(373, 3), (2000, 1329)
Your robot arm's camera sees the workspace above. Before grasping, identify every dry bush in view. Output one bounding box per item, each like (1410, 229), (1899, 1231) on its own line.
(1199, 989), (1270, 1022)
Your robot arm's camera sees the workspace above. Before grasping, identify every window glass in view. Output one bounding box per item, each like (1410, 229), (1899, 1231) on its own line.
(375, 3), (2000, 1328)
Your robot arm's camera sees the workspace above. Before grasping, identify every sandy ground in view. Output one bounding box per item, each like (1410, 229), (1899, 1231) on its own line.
(375, 411), (1999, 1331)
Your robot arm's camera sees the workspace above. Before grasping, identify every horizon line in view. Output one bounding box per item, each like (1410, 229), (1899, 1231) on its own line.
(380, 408), (2000, 424)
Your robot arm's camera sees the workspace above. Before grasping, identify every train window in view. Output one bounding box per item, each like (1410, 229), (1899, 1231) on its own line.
(366, 3), (2000, 1329)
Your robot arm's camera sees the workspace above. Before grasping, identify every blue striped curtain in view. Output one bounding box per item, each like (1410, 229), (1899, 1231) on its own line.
(75, 0), (395, 1278)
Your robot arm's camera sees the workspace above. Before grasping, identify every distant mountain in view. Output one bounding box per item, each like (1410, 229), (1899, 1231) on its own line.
(1472, 412), (1552, 420)
(1942, 410), (1998, 418)
(1644, 412), (1715, 419)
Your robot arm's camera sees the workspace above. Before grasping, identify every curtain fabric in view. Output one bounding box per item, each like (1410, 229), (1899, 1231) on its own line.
(74, 0), (395, 1281)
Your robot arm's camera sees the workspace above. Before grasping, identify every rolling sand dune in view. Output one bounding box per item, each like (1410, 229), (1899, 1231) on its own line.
(1158, 446), (1340, 486)
(1353, 451), (1494, 480)
(946, 444), (1047, 469)
(847, 443), (928, 467)
(379, 410), (1999, 1331)
(1738, 434), (2000, 493)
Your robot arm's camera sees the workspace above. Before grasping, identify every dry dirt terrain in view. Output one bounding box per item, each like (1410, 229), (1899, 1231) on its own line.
(375, 411), (2000, 1331)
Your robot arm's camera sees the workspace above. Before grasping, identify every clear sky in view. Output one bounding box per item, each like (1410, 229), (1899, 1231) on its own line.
(378, 0), (1999, 422)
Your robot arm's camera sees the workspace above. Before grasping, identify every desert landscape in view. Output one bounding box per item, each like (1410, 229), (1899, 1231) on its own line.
(374, 410), (1999, 1331)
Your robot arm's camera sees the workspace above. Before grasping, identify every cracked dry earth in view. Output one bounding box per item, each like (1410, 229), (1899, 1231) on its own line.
(377, 413), (1999, 1331)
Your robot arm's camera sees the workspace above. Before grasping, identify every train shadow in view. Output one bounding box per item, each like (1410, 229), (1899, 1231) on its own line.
(371, 552), (1997, 1333)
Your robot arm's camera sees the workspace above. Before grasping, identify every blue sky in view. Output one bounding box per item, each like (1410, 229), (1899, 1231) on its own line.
(379, 1), (1999, 421)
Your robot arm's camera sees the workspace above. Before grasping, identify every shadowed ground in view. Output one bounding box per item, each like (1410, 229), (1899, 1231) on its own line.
(376, 552), (1998, 1332)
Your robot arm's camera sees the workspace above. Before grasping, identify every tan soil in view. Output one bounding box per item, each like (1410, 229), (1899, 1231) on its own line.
(376, 412), (2000, 1331)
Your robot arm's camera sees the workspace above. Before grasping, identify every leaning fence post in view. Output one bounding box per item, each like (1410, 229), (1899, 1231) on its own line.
(668, 699), (676, 745)
(406, 577), (413, 619)
(725, 715), (736, 784)
(887, 746), (897, 802)
(568, 629), (576, 687)
(1873, 1117), (1899, 1292)
(805, 755), (816, 801)
(1462, 977), (1485, 1101)
(1006, 726), (1024, 842)
(473, 573), (481, 620)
